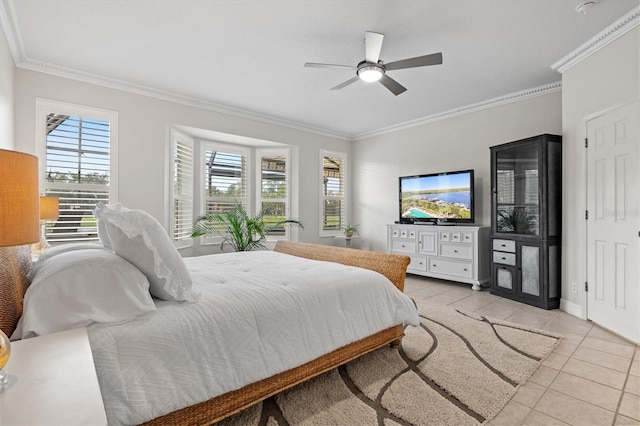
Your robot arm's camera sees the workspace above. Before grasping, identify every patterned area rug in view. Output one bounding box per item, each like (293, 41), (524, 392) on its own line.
(215, 301), (561, 426)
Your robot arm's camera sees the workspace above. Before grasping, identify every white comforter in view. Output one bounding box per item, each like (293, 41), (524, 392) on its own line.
(87, 250), (419, 425)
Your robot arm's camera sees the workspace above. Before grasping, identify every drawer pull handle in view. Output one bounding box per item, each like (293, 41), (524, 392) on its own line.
(463, 268), (468, 271)
(501, 244), (506, 247)
(454, 250), (458, 253)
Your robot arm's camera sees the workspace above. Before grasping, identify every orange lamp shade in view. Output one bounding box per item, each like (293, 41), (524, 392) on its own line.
(40, 196), (59, 220)
(0, 149), (40, 247)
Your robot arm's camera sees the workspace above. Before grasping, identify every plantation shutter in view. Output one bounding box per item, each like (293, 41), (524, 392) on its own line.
(259, 151), (288, 236)
(321, 152), (346, 233)
(171, 131), (194, 246)
(43, 113), (112, 242)
(203, 145), (247, 215)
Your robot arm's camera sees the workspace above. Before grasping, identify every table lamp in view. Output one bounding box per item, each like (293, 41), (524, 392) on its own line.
(0, 149), (39, 390)
(37, 195), (59, 252)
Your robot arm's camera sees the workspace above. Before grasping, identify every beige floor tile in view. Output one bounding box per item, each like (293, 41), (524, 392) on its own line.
(562, 358), (628, 390)
(408, 286), (451, 299)
(543, 318), (593, 337)
(523, 410), (570, 425)
(626, 375), (640, 396)
(534, 389), (615, 425)
(619, 392), (640, 421)
(549, 372), (622, 411)
(588, 325), (638, 346)
(631, 360), (640, 378)
(422, 293), (462, 305)
(572, 346), (633, 373)
(581, 337), (636, 359)
(542, 353), (570, 370)
(473, 302), (523, 320)
(616, 414), (640, 425)
(635, 348), (640, 362)
(490, 400), (531, 426)
(553, 340), (578, 357)
(505, 310), (554, 329)
(513, 382), (547, 408)
(529, 365), (560, 387)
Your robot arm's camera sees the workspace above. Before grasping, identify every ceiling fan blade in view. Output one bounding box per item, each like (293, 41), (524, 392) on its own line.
(330, 76), (360, 91)
(385, 52), (443, 71)
(379, 74), (407, 96)
(365, 31), (384, 63)
(305, 62), (356, 69)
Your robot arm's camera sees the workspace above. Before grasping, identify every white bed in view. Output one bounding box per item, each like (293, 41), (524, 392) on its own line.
(3, 204), (418, 425)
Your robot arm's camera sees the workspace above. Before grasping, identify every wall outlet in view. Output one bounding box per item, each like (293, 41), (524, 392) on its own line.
(571, 282), (578, 293)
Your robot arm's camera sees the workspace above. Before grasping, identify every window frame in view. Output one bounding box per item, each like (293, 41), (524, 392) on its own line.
(197, 141), (251, 246)
(319, 149), (347, 237)
(36, 98), (118, 243)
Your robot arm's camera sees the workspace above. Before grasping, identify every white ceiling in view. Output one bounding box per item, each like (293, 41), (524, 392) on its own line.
(3, 0), (639, 139)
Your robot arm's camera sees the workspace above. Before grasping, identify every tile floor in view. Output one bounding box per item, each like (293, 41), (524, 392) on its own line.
(403, 274), (640, 426)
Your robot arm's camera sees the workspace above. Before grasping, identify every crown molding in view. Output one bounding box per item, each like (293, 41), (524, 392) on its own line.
(0, 0), (25, 63)
(17, 59), (353, 141)
(352, 82), (562, 141)
(551, 6), (640, 73)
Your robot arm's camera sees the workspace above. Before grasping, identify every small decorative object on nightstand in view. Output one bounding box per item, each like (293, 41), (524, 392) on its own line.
(34, 195), (59, 253)
(0, 330), (9, 389)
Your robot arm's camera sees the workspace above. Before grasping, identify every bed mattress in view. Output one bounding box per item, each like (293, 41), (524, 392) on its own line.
(87, 250), (419, 425)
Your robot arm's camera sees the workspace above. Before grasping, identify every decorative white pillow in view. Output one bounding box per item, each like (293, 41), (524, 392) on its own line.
(94, 203), (198, 302)
(16, 249), (156, 340)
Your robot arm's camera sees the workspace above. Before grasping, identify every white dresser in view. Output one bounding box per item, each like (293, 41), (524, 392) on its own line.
(387, 224), (490, 290)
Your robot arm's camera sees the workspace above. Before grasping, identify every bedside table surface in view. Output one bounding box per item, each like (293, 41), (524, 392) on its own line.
(0, 327), (106, 425)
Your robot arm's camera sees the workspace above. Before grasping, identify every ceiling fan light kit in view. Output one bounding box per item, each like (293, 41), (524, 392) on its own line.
(357, 63), (384, 82)
(305, 31), (443, 96)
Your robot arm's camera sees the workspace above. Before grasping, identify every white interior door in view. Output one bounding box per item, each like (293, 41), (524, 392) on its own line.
(586, 101), (640, 343)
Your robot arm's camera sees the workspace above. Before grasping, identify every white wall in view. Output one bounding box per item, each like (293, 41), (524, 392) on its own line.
(560, 27), (639, 314)
(12, 69), (350, 250)
(352, 91), (562, 252)
(0, 20), (14, 150)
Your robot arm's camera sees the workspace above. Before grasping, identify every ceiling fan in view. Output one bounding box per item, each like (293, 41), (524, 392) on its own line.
(305, 31), (443, 96)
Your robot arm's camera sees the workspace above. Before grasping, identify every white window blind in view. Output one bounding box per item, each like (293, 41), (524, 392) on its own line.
(171, 131), (194, 247)
(41, 107), (116, 243)
(320, 150), (347, 235)
(202, 144), (248, 215)
(258, 150), (288, 237)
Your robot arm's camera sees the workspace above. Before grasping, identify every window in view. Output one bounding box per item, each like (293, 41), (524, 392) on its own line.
(201, 141), (248, 214)
(320, 150), (347, 236)
(170, 130), (194, 248)
(37, 99), (118, 243)
(257, 149), (289, 237)
(169, 129), (299, 248)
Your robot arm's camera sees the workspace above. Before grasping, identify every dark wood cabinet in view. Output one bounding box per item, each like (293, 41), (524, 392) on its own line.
(489, 134), (562, 309)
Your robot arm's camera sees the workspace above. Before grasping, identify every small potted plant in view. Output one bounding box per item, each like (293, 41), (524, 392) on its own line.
(343, 224), (359, 238)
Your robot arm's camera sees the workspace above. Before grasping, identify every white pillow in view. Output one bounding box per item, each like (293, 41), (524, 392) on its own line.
(94, 203), (198, 302)
(28, 242), (109, 280)
(15, 249), (156, 340)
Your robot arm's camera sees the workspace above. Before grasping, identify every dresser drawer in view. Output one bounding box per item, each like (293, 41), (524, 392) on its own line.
(429, 258), (473, 279)
(493, 251), (516, 266)
(440, 243), (472, 260)
(493, 239), (516, 253)
(408, 256), (427, 272)
(391, 239), (416, 253)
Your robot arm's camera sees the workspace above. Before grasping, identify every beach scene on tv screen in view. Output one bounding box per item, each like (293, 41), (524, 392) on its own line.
(401, 173), (472, 220)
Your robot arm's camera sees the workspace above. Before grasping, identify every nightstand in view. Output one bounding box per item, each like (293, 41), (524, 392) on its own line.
(0, 327), (107, 425)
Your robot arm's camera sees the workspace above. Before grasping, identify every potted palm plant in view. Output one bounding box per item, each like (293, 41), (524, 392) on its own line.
(191, 202), (303, 251)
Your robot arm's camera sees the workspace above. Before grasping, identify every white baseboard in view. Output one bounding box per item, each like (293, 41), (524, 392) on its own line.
(560, 298), (584, 319)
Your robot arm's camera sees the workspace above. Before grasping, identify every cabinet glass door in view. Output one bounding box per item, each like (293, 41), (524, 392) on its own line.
(495, 143), (540, 236)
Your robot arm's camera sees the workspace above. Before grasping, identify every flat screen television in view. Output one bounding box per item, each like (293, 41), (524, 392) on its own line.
(399, 169), (474, 224)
